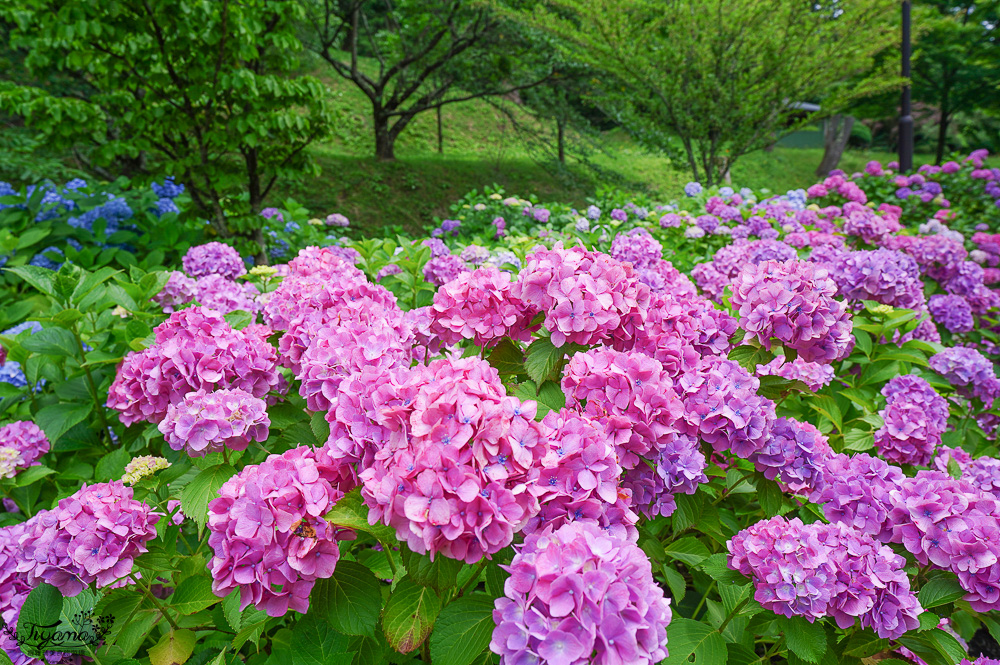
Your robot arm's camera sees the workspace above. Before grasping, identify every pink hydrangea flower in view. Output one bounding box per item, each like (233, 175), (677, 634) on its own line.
(14, 482), (159, 595)
(153, 270), (197, 313)
(0, 421), (49, 479)
(512, 244), (650, 347)
(729, 516), (921, 638)
(357, 357), (547, 563)
(423, 254), (469, 287)
(182, 242), (246, 280)
(159, 388), (270, 457)
(429, 265), (538, 347)
(491, 521), (671, 665)
(731, 259), (853, 362)
(107, 308), (279, 425)
(207, 446), (357, 617)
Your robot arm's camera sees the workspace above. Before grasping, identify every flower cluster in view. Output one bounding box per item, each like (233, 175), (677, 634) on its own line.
(107, 308), (279, 425)
(159, 388), (270, 457)
(561, 348), (684, 470)
(874, 375), (949, 466)
(833, 248), (926, 311)
(929, 294), (974, 333)
(524, 410), (634, 538)
(756, 356), (834, 392)
(930, 346), (1000, 407)
(610, 228), (663, 270)
(0, 421), (49, 479)
(810, 453), (904, 539)
(491, 521), (671, 665)
(933, 447), (1000, 496)
(429, 265), (537, 347)
(728, 516), (921, 638)
(731, 259), (852, 362)
(15, 482), (159, 594)
(751, 417), (830, 495)
(423, 253), (469, 286)
(680, 356), (775, 459)
(121, 456), (171, 485)
(513, 244), (649, 347)
(208, 446), (357, 616)
(358, 358), (546, 563)
(182, 242), (247, 280)
(622, 432), (706, 519)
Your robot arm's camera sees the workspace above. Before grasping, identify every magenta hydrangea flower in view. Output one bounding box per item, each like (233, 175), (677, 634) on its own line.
(614, 291), (735, 376)
(840, 202), (902, 246)
(297, 316), (411, 413)
(635, 260), (700, 297)
(622, 432), (706, 519)
(326, 213), (350, 227)
(159, 388), (269, 457)
(929, 294), (974, 333)
(512, 244), (650, 347)
(810, 453), (904, 540)
(423, 253), (469, 287)
(874, 375), (949, 467)
(107, 308), (279, 425)
(182, 242), (246, 280)
(429, 265), (538, 347)
(524, 409), (635, 539)
(286, 246), (367, 281)
(756, 356), (834, 392)
(562, 348), (684, 470)
(207, 446), (357, 616)
(751, 417), (831, 495)
(728, 516), (921, 638)
(679, 356), (776, 459)
(610, 228), (662, 270)
(15, 482), (159, 595)
(192, 274), (260, 315)
(153, 270), (197, 313)
(0, 421), (49, 479)
(358, 357), (547, 563)
(930, 346), (1000, 407)
(933, 447), (1000, 496)
(833, 248), (926, 311)
(731, 259), (852, 362)
(491, 521), (671, 665)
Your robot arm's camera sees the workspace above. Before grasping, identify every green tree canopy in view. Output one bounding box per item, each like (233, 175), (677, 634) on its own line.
(508, 0), (901, 185)
(0, 0), (335, 258)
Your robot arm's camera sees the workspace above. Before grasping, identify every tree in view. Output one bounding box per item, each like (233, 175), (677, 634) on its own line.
(0, 0), (334, 260)
(509, 0), (900, 185)
(298, 0), (554, 161)
(912, 1), (1000, 163)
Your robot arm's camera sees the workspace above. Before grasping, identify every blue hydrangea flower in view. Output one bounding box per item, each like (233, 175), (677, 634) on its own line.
(152, 176), (185, 199)
(684, 182), (703, 197)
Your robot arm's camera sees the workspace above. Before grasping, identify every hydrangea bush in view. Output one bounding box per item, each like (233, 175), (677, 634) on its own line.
(3, 151), (1000, 665)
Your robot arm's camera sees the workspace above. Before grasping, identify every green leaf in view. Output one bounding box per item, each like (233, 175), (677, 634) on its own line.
(223, 310), (253, 330)
(310, 410), (330, 444)
(311, 561), (383, 637)
(661, 618), (727, 665)
(14, 465), (54, 487)
(404, 551), (463, 591)
(486, 337), (525, 376)
(96, 588), (159, 657)
(17, 583), (63, 656)
(382, 578), (442, 654)
(917, 575), (966, 608)
(169, 575), (222, 615)
(853, 329), (873, 357)
(324, 487), (399, 546)
(180, 464), (236, 532)
(232, 606), (270, 651)
(841, 630), (888, 658)
(809, 395), (843, 432)
(698, 553), (750, 585)
(777, 615), (826, 663)
(843, 428), (875, 452)
(21, 327), (80, 357)
(291, 615), (353, 665)
(757, 474), (783, 516)
(6, 265), (55, 296)
(535, 380), (567, 414)
(663, 537), (711, 566)
(429, 595), (495, 665)
(148, 628), (196, 665)
(34, 402), (91, 443)
(524, 338), (565, 384)
(94, 446), (130, 482)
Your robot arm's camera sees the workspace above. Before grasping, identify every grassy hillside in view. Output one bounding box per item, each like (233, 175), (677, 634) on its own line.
(273, 64), (935, 236)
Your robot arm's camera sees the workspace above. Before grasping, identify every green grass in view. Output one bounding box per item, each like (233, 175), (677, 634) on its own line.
(272, 65), (937, 237)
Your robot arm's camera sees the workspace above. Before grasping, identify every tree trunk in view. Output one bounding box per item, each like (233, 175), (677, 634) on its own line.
(557, 118), (565, 164)
(816, 115), (855, 177)
(374, 111), (396, 161)
(437, 106), (443, 154)
(935, 91), (950, 164)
